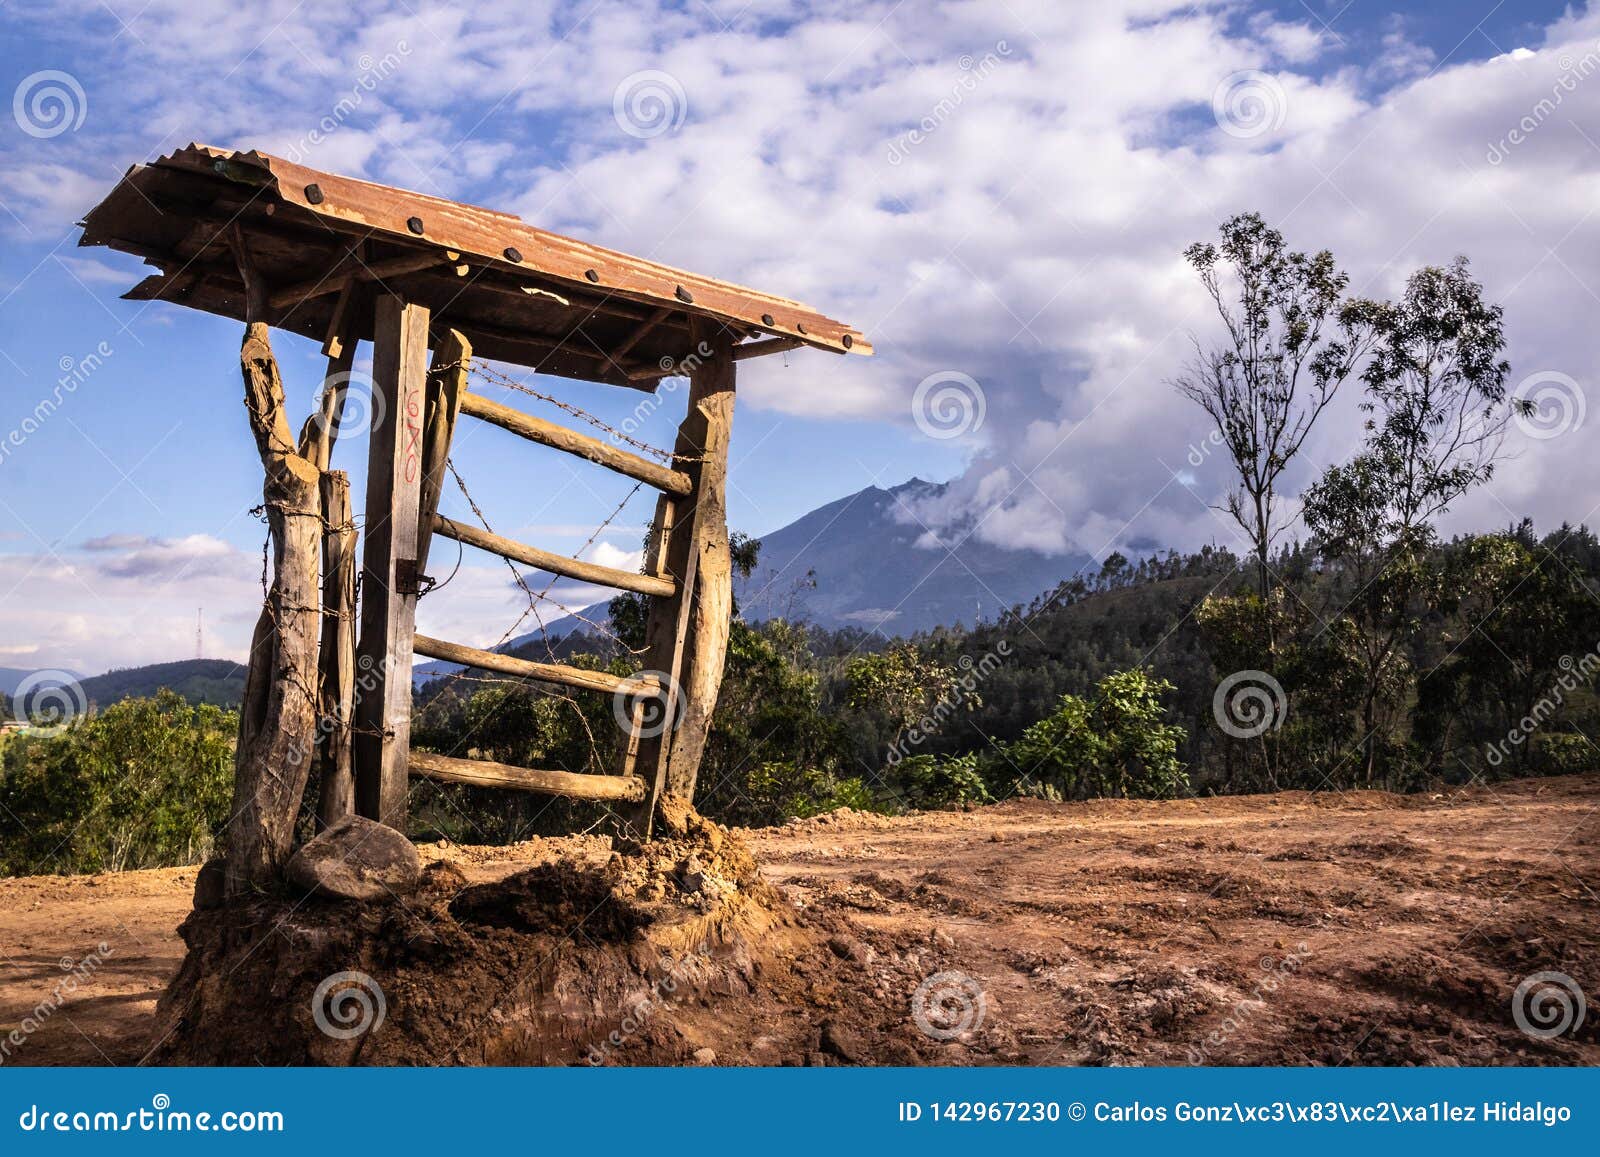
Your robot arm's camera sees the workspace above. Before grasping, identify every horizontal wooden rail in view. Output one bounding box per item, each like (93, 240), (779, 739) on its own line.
(432, 515), (676, 597)
(458, 391), (692, 496)
(413, 634), (659, 697)
(410, 751), (647, 801)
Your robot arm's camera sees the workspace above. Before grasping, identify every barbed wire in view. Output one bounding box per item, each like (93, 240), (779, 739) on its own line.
(462, 359), (701, 465)
(245, 361), (668, 771)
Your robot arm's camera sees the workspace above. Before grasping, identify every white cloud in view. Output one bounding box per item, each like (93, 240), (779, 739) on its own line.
(53, 254), (140, 286)
(0, 536), (258, 672)
(82, 533), (239, 580)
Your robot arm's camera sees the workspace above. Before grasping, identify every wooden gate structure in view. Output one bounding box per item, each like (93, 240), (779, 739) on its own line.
(78, 145), (870, 891)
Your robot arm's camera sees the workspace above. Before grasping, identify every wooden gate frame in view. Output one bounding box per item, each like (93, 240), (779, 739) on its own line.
(350, 301), (744, 840)
(77, 144), (871, 887)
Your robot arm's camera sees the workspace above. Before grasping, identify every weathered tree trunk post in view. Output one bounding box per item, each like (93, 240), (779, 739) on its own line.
(415, 328), (471, 575)
(298, 322), (361, 831)
(629, 318), (736, 834)
(297, 329), (358, 473)
(313, 469), (357, 829)
(353, 295), (431, 831)
(227, 324), (324, 893)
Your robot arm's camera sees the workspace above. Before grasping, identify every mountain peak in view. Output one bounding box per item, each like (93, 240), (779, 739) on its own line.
(887, 476), (943, 498)
(737, 477), (1089, 635)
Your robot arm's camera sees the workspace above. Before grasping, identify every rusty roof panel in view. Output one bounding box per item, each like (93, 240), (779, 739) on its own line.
(78, 144), (872, 374)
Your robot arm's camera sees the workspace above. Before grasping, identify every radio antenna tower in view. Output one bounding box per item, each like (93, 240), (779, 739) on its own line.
(195, 608), (203, 660)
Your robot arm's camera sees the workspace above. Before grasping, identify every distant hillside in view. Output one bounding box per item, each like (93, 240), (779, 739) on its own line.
(79, 660), (246, 709)
(414, 628), (604, 698)
(53, 475), (1098, 700)
(0, 667), (62, 697)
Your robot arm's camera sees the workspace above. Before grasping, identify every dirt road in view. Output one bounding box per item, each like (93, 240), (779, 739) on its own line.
(3, 775), (1596, 1066)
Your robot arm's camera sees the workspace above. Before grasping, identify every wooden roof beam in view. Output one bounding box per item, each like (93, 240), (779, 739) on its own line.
(449, 320), (659, 388)
(610, 307), (675, 362)
(268, 249), (463, 310)
(732, 335), (811, 361)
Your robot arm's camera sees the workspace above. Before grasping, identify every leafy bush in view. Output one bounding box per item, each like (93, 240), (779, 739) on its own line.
(719, 760), (878, 826)
(1001, 669), (1188, 799)
(891, 753), (992, 808)
(694, 619), (849, 822)
(0, 691), (235, 876)
(1531, 732), (1600, 777)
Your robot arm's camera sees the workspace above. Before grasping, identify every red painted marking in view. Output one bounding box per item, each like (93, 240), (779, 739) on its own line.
(402, 387), (423, 483)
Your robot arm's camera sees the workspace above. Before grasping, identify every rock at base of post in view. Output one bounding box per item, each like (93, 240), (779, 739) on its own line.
(284, 814), (422, 902)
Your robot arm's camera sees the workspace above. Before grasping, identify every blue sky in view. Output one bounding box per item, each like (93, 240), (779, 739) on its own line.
(2, 0), (1597, 673)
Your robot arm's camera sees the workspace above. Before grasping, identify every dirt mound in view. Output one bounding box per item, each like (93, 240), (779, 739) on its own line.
(149, 815), (802, 1065)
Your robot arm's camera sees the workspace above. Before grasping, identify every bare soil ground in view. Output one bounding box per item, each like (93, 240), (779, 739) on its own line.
(2, 775), (1596, 1066)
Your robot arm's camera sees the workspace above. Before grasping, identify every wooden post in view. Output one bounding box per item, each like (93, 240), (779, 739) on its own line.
(353, 295), (430, 830)
(299, 320), (362, 830)
(628, 319), (737, 835)
(314, 469), (357, 829)
(296, 332), (358, 472)
(415, 329), (471, 576)
(227, 323), (324, 893)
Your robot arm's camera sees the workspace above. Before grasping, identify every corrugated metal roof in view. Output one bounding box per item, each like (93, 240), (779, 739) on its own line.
(77, 144), (871, 386)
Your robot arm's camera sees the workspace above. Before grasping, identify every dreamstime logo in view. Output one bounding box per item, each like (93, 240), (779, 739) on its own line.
(1212, 70), (1286, 140)
(311, 971), (386, 1040)
(886, 641), (1012, 766)
(1186, 426), (1226, 468)
(1485, 644), (1600, 767)
(13, 70), (87, 138)
(911, 971), (987, 1041)
(1, 341), (113, 468)
(614, 375), (684, 447)
(648, 339), (714, 386)
(613, 70), (687, 139)
(1212, 669), (1286, 739)
(286, 654), (390, 767)
(1512, 371), (1584, 440)
(0, 944), (112, 1065)
(912, 371), (985, 440)
(1487, 41), (1600, 165)
(1511, 971), (1586, 1040)
(284, 42), (411, 164)
(612, 670), (684, 739)
(11, 670), (88, 738)
(885, 41), (1013, 165)
(310, 370), (384, 440)
(582, 945), (711, 1065)
(1188, 944), (1312, 1063)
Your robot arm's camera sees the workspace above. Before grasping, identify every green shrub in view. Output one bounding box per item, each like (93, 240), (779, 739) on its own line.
(0, 690), (236, 876)
(892, 752), (992, 808)
(1002, 668), (1188, 799)
(1532, 732), (1600, 776)
(715, 760), (880, 826)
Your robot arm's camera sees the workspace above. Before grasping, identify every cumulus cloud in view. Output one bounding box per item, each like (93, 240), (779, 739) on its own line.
(0, 536), (258, 672)
(83, 533), (240, 579)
